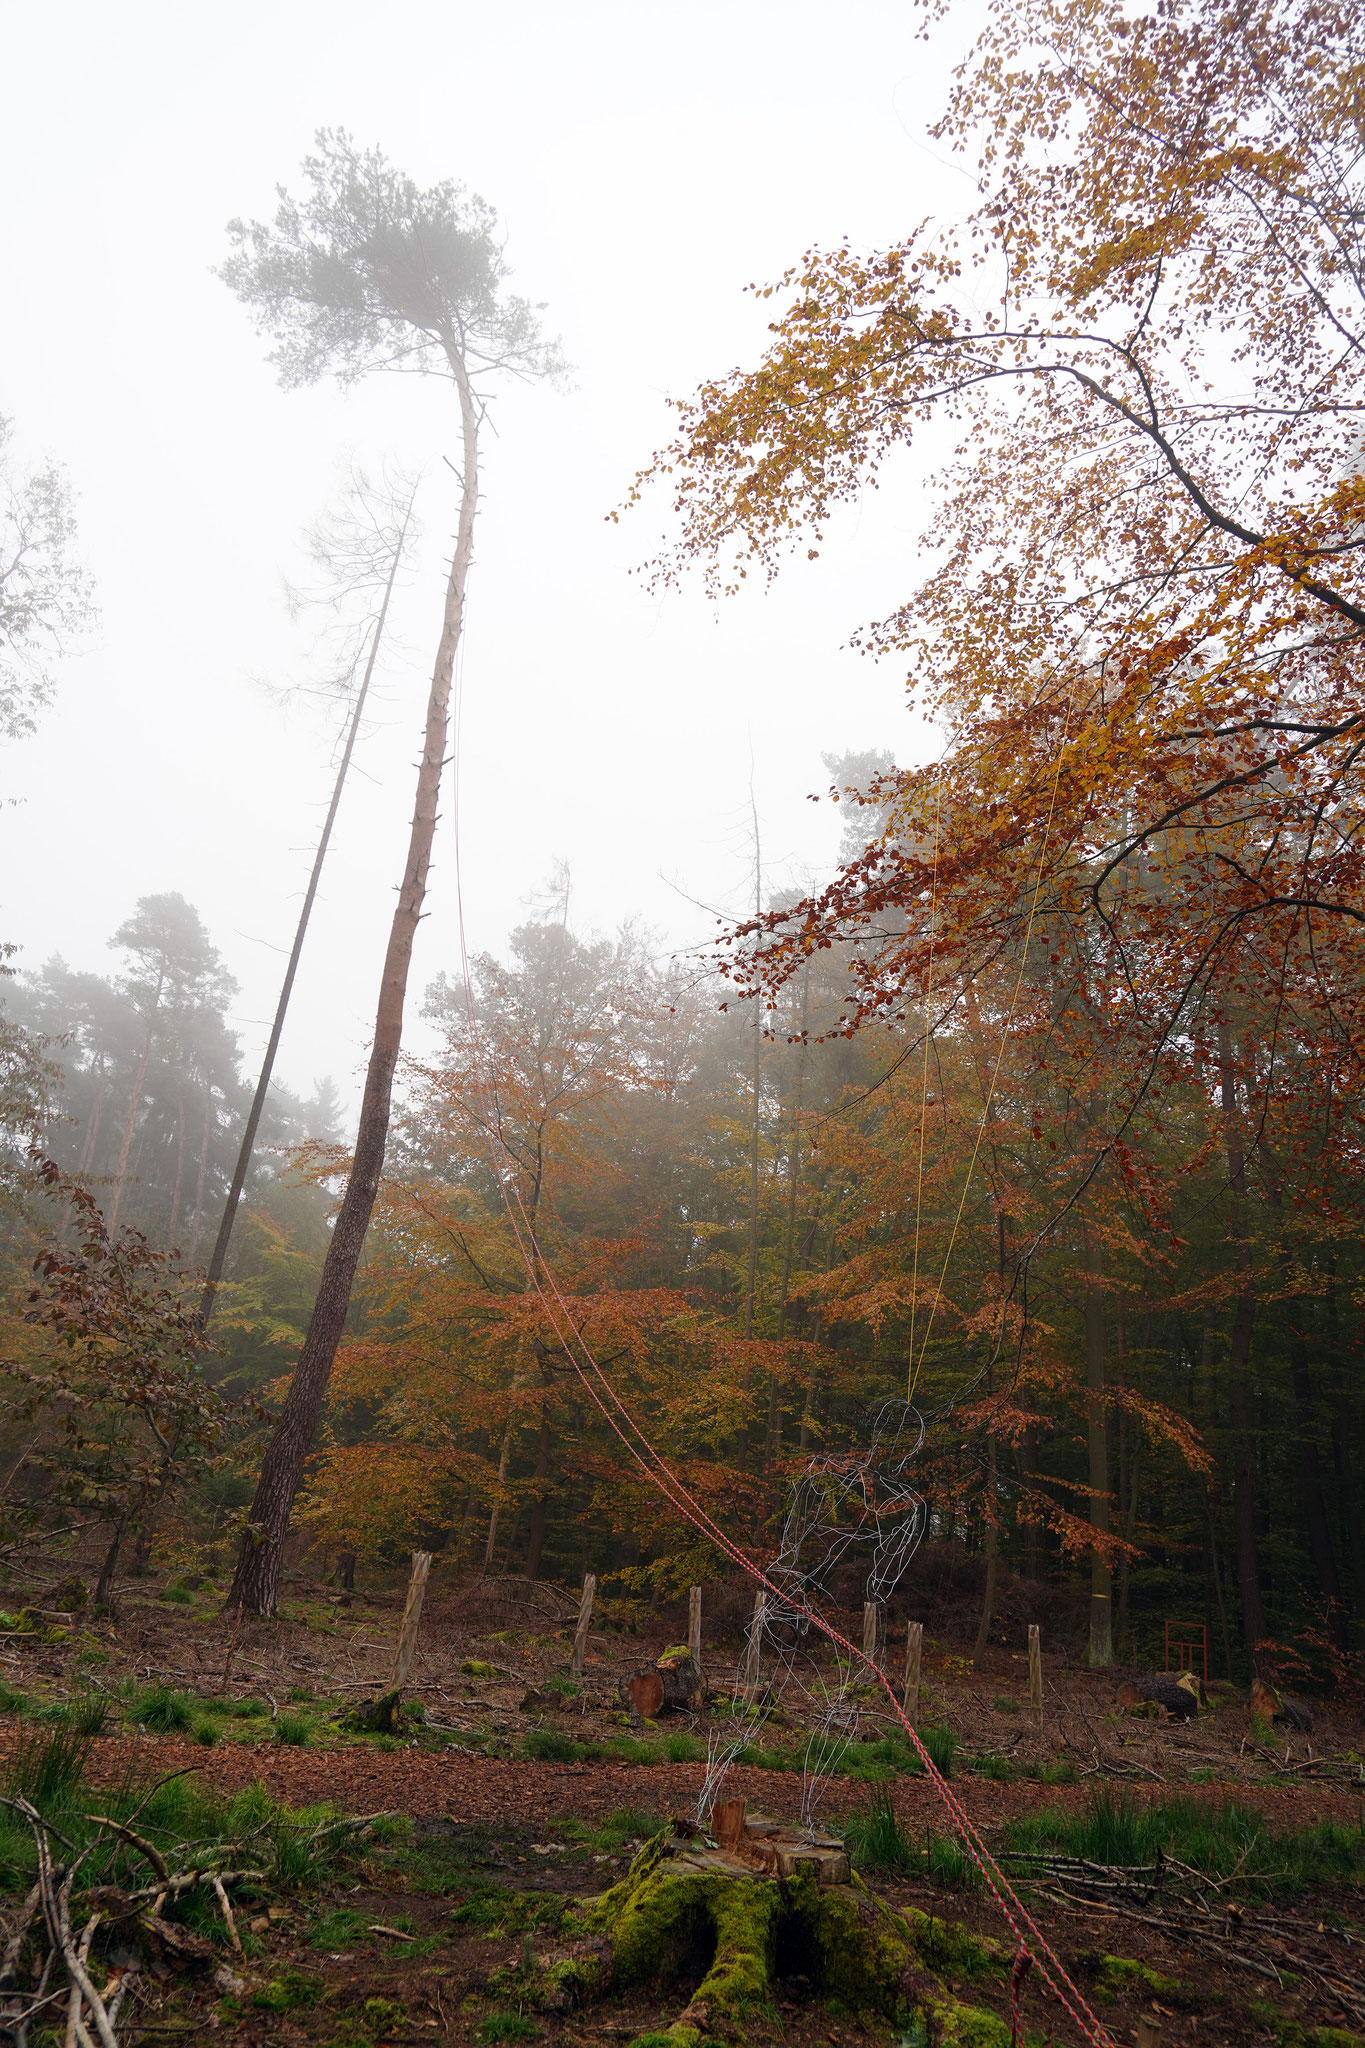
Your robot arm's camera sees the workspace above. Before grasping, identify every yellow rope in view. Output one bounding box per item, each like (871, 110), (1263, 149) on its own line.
(908, 710), (1071, 1401)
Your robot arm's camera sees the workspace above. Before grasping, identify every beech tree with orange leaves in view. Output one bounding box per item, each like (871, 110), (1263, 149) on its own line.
(627, 0), (1363, 1669)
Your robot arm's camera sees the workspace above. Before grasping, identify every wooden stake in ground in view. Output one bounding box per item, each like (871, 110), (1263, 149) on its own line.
(688, 1585), (702, 1676)
(571, 1573), (597, 1680)
(744, 1588), (768, 1698)
(904, 1620), (923, 1724)
(1136, 2018), (1163, 2048)
(1028, 1623), (1043, 1727)
(862, 1600), (879, 1665)
(391, 1551), (432, 1692)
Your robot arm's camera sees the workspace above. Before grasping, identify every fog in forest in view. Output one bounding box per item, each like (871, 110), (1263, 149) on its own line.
(1, 16), (1362, 2033)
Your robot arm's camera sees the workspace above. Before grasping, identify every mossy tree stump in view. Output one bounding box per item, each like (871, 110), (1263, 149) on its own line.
(519, 1815), (1015, 2047)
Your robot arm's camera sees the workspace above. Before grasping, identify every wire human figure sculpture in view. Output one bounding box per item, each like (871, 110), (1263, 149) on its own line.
(697, 1398), (928, 1832)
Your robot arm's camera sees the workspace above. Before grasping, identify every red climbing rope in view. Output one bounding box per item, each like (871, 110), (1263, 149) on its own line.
(445, 641), (1116, 2048)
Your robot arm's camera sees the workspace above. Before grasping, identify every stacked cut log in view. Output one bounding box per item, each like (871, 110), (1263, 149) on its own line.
(1116, 1671), (1203, 1720)
(620, 1646), (703, 1726)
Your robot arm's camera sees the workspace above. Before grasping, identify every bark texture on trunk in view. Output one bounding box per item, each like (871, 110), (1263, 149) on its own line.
(226, 369), (479, 1617)
(1218, 1019), (1266, 1673)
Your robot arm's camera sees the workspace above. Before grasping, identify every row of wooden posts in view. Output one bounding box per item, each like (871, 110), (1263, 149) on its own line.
(562, 1571), (1045, 1727)
(390, 1559), (1046, 1727)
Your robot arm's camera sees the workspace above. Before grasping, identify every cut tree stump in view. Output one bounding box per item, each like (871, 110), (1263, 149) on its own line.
(485, 1816), (1020, 2048)
(620, 1649), (702, 1726)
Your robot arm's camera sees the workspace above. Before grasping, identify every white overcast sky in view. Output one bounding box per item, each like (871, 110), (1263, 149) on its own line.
(0, 0), (982, 1119)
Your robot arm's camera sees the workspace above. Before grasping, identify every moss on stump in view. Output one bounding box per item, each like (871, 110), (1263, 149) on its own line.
(500, 1821), (1014, 2046)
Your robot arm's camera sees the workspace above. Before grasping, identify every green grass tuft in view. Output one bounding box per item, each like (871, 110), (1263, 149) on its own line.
(518, 1727), (583, 1763)
(846, 1786), (915, 1873)
(477, 2015), (542, 2043)
(130, 1684), (195, 1734)
(273, 1712), (311, 1747)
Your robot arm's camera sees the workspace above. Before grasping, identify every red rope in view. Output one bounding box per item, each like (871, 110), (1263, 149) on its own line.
(445, 652), (1115, 2048)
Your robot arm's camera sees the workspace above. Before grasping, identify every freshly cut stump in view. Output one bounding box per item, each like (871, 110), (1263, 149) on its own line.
(518, 1806), (1014, 2047)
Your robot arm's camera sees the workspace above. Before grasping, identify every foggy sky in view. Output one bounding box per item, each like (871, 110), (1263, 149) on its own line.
(0, 1), (978, 1119)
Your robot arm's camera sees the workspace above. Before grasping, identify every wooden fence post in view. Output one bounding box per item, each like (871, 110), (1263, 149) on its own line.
(745, 1587), (767, 1696)
(688, 1585), (702, 1675)
(903, 1620), (923, 1724)
(862, 1600), (879, 1665)
(1136, 2017), (1163, 2048)
(1028, 1623), (1043, 1728)
(391, 1551), (432, 1692)
(570, 1572), (597, 1680)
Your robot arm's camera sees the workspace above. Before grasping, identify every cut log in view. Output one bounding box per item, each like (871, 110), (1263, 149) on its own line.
(619, 1652), (702, 1726)
(1116, 1672), (1202, 1720)
(1251, 1676), (1313, 1733)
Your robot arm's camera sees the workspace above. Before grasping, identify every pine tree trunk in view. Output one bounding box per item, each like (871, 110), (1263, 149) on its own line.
(225, 366), (480, 1618)
(1218, 1018), (1266, 1672)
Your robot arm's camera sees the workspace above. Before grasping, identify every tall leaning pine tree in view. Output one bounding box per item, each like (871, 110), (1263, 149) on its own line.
(220, 131), (562, 1614)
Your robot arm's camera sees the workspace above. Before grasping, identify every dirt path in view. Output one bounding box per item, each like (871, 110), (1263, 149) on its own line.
(86, 1731), (1365, 1833)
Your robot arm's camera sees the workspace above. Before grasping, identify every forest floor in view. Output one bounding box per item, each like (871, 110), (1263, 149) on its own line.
(1, 1561), (1362, 2048)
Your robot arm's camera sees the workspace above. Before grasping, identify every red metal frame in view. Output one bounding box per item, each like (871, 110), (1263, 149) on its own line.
(1164, 1618), (1208, 1682)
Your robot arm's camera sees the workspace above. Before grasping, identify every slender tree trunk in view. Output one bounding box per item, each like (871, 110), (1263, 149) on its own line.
(226, 371), (479, 1617)
(1325, 1261), (1365, 1642)
(108, 982), (163, 1231)
(1084, 1229), (1112, 1667)
(198, 502), (413, 1328)
(740, 790), (765, 1351)
(524, 1375), (552, 1581)
(973, 1212), (1007, 1661)
(188, 1085), (213, 1262)
(76, 1059), (106, 1176)
(94, 1523), (125, 1610)
(1218, 1018), (1266, 1673)
(167, 1093), (186, 1251)
(1020, 1426), (1043, 1579)
(1290, 1336), (1346, 1653)
(485, 1353), (530, 1568)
